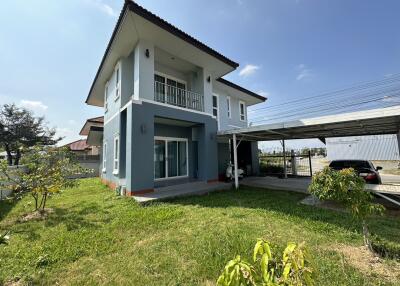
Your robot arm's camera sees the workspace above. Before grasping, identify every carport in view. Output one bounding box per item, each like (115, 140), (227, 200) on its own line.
(218, 106), (400, 205)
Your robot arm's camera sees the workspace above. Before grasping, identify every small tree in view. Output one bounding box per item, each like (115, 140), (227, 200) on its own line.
(0, 146), (83, 212)
(217, 239), (314, 286)
(0, 104), (61, 165)
(308, 167), (385, 250)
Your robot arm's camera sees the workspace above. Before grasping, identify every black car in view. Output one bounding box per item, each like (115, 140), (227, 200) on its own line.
(328, 160), (382, 184)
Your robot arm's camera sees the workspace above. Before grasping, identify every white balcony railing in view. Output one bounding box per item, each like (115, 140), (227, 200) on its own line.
(154, 81), (204, 112)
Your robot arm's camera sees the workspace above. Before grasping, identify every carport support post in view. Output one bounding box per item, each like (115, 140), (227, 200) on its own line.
(233, 133), (239, 189)
(282, 139), (287, 179)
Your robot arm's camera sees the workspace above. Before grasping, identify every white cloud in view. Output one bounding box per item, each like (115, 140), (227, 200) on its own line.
(68, 119), (77, 125)
(20, 100), (48, 113)
(86, 0), (117, 17)
(257, 90), (270, 97)
(296, 64), (313, 81)
(56, 127), (82, 146)
(239, 64), (260, 77)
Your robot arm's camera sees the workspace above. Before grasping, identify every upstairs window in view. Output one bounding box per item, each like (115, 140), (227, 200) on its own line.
(113, 135), (119, 174)
(227, 96), (231, 118)
(239, 101), (246, 121)
(212, 94), (218, 117)
(115, 64), (120, 100)
(102, 142), (107, 172)
(104, 82), (109, 112)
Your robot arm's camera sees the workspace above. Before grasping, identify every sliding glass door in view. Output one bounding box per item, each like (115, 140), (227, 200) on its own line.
(154, 137), (188, 180)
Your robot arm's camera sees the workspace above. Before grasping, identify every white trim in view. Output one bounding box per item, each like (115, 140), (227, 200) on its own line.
(140, 98), (213, 117)
(113, 135), (119, 175)
(212, 93), (220, 130)
(114, 62), (121, 101)
(104, 81), (109, 113)
(104, 97), (214, 126)
(227, 96), (231, 119)
(102, 141), (107, 173)
(104, 111), (120, 126)
(154, 136), (189, 181)
(155, 71), (187, 87)
(239, 100), (246, 122)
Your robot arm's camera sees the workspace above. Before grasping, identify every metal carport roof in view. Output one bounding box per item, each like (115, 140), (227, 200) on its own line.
(217, 106), (400, 142)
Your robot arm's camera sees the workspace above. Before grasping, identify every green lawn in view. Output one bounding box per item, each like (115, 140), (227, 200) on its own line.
(0, 178), (399, 285)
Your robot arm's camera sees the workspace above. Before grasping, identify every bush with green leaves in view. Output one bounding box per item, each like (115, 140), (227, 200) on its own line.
(308, 167), (385, 250)
(217, 239), (314, 286)
(0, 146), (84, 212)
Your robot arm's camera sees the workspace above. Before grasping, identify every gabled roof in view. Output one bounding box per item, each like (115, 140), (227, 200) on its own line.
(86, 0), (239, 105)
(64, 139), (90, 151)
(79, 116), (104, 136)
(216, 78), (267, 102)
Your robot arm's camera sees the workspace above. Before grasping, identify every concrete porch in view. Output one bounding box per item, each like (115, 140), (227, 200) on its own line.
(133, 181), (231, 203)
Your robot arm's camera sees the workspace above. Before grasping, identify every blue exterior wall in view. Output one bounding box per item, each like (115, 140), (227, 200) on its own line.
(106, 100), (218, 192)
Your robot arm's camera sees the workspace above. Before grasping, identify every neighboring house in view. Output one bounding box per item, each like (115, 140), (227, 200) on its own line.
(64, 139), (99, 156)
(327, 134), (400, 161)
(85, 1), (266, 195)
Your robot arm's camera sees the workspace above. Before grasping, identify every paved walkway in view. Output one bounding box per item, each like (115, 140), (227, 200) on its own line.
(241, 176), (311, 193)
(133, 181), (231, 203)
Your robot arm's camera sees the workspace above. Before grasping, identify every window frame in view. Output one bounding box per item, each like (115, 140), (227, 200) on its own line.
(226, 96), (231, 118)
(154, 136), (189, 181)
(102, 142), (107, 173)
(113, 135), (119, 175)
(212, 93), (220, 129)
(104, 81), (109, 113)
(115, 62), (121, 101)
(239, 100), (246, 122)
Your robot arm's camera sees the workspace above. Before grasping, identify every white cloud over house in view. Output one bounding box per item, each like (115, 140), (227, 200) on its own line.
(20, 100), (48, 113)
(86, 0), (117, 17)
(239, 64), (260, 77)
(296, 64), (313, 81)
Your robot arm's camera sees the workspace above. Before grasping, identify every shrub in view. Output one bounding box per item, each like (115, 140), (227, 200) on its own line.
(217, 239), (315, 286)
(370, 235), (400, 260)
(0, 146), (85, 212)
(309, 167), (385, 251)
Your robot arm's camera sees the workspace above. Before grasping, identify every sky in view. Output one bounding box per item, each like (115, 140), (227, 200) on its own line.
(0, 0), (399, 148)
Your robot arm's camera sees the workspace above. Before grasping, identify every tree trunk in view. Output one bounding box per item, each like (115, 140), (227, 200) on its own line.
(362, 220), (373, 251)
(14, 149), (21, 166)
(4, 144), (12, 166)
(42, 193), (48, 211)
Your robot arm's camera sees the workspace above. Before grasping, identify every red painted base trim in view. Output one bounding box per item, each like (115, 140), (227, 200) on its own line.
(101, 178), (117, 190)
(126, 188), (154, 196)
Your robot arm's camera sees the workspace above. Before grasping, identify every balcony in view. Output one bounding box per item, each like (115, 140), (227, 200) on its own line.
(154, 81), (204, 112)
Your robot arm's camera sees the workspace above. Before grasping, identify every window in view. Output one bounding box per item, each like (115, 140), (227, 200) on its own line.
(154, 137), (188, 180)
(154, 73), (187, 107)
(113, 136), (119, 174)
(212, 94), (218, 117)
(104, 82), (109, 112)
(102, 142), (107, 172)
(115, 64), (120, 100)
(239, 101), (246, 121)
(227, 96), (231, 118)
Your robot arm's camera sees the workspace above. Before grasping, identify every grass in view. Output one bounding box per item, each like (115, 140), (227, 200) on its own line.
(0, 178), (399, 285)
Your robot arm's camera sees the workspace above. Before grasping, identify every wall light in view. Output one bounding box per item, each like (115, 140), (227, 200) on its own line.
(145, 49), (150, 58)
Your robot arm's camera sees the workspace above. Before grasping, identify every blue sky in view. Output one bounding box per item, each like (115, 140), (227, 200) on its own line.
(0, 0), (399, 147)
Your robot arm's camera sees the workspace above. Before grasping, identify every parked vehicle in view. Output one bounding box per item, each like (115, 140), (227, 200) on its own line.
(226, 162), (244, 181)
(328, 160), (382, 184)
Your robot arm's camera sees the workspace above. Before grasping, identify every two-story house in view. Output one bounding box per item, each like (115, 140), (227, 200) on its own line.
(85, 1), (266, 195)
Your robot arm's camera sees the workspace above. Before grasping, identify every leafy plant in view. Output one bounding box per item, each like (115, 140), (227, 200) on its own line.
(308, 167), (385, 250)
(217, 239), (314, 286)
(0, 146), (85, 212)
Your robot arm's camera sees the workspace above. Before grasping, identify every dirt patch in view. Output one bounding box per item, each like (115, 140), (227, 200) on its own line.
(332, 244), (400, 283)
(18, 208), (54, 222)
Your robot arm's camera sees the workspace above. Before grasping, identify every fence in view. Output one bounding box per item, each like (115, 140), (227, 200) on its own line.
(260, 150), (312, 177)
